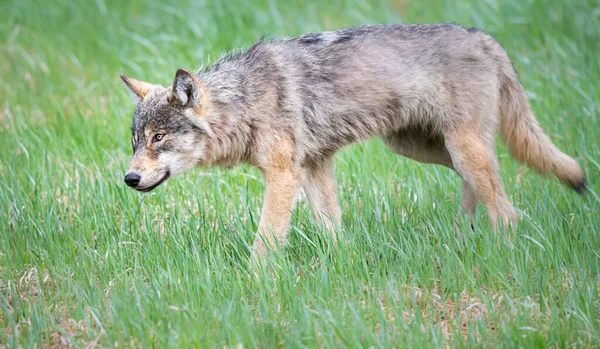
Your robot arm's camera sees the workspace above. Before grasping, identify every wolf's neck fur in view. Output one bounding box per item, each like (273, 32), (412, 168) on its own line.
(197, 67), (258, 168)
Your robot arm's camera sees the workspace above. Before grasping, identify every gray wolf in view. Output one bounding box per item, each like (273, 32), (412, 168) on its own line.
(120, 23), (585, 260)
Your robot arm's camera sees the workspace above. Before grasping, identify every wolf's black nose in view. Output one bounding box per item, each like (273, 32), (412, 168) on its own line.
(124, 173), (141, 188)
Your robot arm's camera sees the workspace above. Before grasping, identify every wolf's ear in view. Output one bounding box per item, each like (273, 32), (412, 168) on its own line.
(120, 74), (153, 104)
(168, 68), (203, 107)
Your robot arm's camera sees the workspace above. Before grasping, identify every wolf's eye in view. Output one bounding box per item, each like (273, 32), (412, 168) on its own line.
(152, 134), (165, 143)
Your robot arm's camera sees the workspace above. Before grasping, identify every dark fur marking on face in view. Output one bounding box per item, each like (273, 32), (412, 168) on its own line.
(155, 141), (175, 154)
(165, 117), (197, 134)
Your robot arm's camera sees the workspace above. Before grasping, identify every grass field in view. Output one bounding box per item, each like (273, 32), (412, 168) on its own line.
(1, 0), (599, 347)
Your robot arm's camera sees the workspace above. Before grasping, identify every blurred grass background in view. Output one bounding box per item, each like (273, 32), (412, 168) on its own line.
(1, 0), (599, 347)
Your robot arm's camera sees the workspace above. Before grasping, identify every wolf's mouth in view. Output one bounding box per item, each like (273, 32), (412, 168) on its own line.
(136, 171), (170, 192)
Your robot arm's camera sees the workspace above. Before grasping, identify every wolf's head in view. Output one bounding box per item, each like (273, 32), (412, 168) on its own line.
(121, 69), (212, 192)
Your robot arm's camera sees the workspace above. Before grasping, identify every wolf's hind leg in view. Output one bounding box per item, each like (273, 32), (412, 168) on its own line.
(382, 131), (479, 221)
(444, 128), (517, 229)
(461, 181), (477, 218)
(303, 157), (341, 246)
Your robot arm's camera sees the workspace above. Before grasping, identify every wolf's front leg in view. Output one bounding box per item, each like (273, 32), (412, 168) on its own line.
(303, 157), (341, 245)
(252, 165), (302, 260)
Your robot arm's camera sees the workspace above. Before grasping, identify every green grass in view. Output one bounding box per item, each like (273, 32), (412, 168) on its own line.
(1, 0), (599, 347)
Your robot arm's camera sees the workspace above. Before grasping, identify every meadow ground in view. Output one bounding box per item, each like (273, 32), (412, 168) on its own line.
(1, 0), (599, 347)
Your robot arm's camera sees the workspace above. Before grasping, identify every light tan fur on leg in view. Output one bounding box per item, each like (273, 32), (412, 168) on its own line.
(252, 142), (302, 259)
(444, 128), (517, 229)
(461, 181), (477, 219)
(303, 157), (341, 245)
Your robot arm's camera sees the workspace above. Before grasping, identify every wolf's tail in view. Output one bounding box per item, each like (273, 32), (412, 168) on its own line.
(496, 49), (585, 192)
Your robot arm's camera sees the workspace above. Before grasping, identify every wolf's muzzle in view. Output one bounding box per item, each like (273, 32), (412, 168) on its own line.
(124, 172), (141, 188)
(135, 171), (170, 192)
